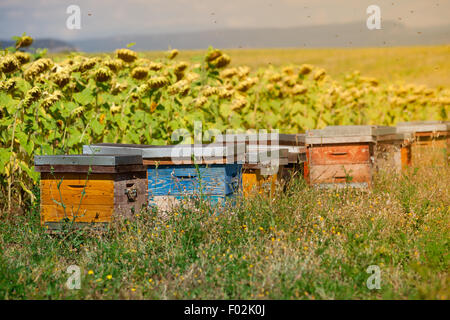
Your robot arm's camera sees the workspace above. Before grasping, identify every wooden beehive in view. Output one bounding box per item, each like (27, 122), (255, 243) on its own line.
(35, 155), (147, 231)
(396, 121), (449, 166)
(83, 144), (244, 214)
(216, 133), (306, 196)
(306, 126), (397, 188)
(373, 130), (410, 173)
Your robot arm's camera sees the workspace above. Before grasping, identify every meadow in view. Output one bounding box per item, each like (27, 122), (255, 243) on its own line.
(0, 36), (449, 299)
(1, 163), (448, 299)
(135, 45), (450, 88)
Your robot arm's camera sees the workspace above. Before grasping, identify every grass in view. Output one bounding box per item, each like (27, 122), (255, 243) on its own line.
(0, 161), (448, 300)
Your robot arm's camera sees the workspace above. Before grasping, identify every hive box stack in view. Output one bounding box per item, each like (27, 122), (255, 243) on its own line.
(304, 125), (407, 188)
(216, 133), (306, 196)
(83, 143), (244, 213)
(396, 121), (450, 166)
(35, 155), (147, 231)
(373, 128), (411, 173)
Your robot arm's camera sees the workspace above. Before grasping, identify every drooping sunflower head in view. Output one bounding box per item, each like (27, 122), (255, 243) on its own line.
(131, 66), (149, 80)
(148, 76), (170, 89)
(116, 48), (138, 63)
(167, 49), (179, 60)
(0, 55), (21, 74)
(15, 35), (33, 49)
(94, 67), (113, 82)
(104, 59), (124, 72)
(299, 64), (313, 76)
(14, 51), (31, 65)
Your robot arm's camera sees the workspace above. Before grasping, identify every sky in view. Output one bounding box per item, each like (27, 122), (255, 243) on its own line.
(0, 0), (449, 40)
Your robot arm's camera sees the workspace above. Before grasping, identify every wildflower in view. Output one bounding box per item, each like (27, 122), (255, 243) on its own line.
(106, 274), (112, 280)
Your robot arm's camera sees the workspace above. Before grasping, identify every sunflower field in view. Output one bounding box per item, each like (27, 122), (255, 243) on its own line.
(0, 35), (449, 210)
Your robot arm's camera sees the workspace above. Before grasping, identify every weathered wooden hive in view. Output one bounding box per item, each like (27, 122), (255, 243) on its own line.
(35, 154), (147, 230)
(396, 121), (449, 166)
(83, 143), (244, 213)
(215, 133), (306, 196)
(304, 125), (407, 188)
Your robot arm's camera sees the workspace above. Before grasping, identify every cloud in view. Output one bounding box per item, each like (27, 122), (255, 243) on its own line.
(0, 0), (448, 40)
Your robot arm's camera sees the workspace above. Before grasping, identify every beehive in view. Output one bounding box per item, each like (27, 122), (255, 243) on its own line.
(305, 126), (406, 188)
(83, 144), (244, 213)
(35, 155), (147, 230)
(396, 121), (449, 166)
(216, 133), (305, 196)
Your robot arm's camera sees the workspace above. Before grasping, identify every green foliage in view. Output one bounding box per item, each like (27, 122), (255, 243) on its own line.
(0, 38), (449, 208)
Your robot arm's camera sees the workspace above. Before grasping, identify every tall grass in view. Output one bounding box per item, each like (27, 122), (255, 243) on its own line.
(0, 162), (448, 300)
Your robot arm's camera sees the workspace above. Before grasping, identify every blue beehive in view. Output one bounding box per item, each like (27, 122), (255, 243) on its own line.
(83, 143), (244, 213)
(147, 163), (242, 211)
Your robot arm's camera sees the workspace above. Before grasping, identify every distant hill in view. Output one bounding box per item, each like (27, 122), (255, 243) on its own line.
(1, 21), (449, 53)
(0, 38), (77, 53)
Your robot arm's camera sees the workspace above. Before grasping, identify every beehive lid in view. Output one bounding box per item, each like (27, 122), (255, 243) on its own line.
(35, 154), (143, 166)
(83, 144), (146, 156)
(83, 143), (245, 163)
(245, 148), (289, 165)
(305, 125), (398, 144)
(247, 144), (306, 153)
(215, 133), (303, 146)
(396, 121), (450, 133)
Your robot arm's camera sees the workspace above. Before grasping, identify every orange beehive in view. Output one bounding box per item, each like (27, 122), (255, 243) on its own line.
(35, 155), (147, 231)
(304, 126), (407, 188)
(396, 121), (449, 166)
